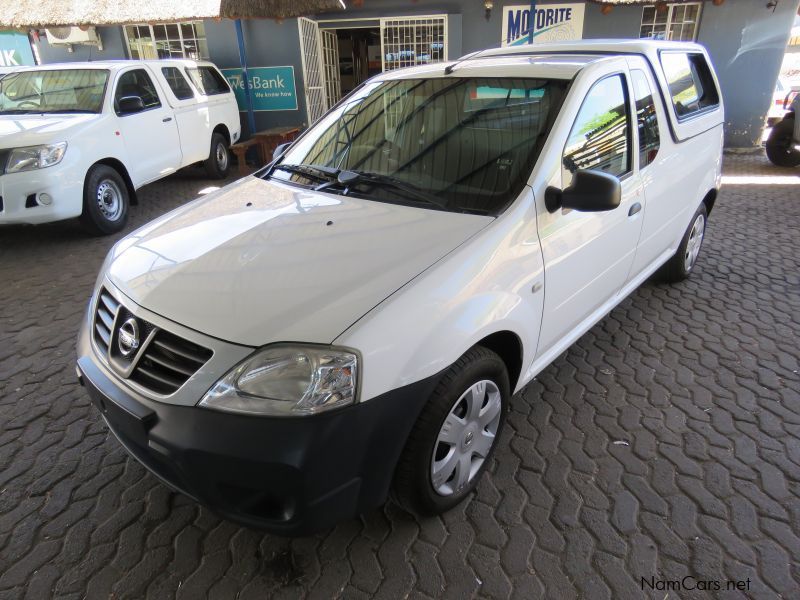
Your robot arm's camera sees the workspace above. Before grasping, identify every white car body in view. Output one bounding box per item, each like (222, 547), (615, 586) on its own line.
(0, 59), (240, 225)
(77, 40), (724, 534)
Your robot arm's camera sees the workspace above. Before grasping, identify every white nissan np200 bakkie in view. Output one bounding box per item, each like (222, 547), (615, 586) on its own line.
(77, 40), (723, 534)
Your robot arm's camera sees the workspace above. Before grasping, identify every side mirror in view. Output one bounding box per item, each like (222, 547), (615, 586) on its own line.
(545, 169), (621, 213)
(118, 95), (145, 115)
(273, 141), (292, 161)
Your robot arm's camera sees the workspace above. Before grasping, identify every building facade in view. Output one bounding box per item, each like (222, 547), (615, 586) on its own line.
(30, 0), (800, 148)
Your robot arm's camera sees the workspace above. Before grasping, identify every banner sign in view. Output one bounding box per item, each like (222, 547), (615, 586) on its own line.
(501, 4), (585, 46)
(0, 30), (35, 67)
(221, 66), (298, 112)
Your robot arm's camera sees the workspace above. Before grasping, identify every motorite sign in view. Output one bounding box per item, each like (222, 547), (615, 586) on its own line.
(502, 3), (585, 46)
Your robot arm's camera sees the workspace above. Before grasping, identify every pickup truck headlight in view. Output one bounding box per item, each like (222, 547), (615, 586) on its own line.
(6, 142), (67, 173)
(199, 345), (358, 416)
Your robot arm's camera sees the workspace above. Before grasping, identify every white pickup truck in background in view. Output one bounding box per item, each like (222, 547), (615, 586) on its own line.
(0, 60), (241, 234)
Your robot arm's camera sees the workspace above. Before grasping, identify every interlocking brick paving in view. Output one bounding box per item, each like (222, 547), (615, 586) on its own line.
(0, 156), (798, 599)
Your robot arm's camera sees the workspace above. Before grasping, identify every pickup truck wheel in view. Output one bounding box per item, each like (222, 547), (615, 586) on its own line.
(79, 165), (129, 235)
(765, 117), (800, 167)
(205, 132), (230, 179)
(659, 203), (708, 283)
(393, 346), (509, 514)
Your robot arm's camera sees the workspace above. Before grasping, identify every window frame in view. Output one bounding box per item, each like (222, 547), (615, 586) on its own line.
(639, 2), (703, 42)
(160, 66), (196, 101)
(658, 50), (720, 123)
(630, 68), (661, 170)
(113, 68), (164, 117)
(561, 72), (634, 188)
(123, 21), (209, 60)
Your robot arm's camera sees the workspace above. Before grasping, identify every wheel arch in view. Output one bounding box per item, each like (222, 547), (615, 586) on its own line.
(475, 330), (524, 393)
(212, 124), (231, 145)
(90, 158), (137, 205)
(701, 188), (717, 216)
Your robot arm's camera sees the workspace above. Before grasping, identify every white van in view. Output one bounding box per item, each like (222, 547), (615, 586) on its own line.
(0, 60), (241, 234)
(77, 40), (723, 534)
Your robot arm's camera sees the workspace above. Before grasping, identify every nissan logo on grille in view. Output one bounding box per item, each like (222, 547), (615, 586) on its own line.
(117, 318), (140, 358)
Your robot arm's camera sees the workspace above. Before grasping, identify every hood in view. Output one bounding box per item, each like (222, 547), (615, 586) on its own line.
(0, 113), (99, 147)
(106, 176), (493, 346)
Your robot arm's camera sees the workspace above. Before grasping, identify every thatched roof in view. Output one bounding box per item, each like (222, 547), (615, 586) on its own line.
(0, 0), (344, 28)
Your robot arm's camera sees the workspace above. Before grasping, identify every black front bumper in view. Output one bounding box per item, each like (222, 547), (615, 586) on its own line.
(77, 356), (439, 535)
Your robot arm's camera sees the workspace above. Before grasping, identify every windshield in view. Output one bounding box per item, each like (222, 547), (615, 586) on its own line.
(0, 69), (109, 114)
(270, 76), (567, 215)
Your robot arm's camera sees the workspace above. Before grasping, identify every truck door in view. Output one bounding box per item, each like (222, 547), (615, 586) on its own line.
(113, 67), (182, 186)
(535, 72), (645, 359)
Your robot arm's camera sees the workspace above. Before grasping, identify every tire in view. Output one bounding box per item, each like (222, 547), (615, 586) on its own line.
(79, 164), (129, 235)
(204, 132), (231, 179)
(658, 203), (708, 283)
(393, 346), (509, 515)
(765, 117), (800, 167)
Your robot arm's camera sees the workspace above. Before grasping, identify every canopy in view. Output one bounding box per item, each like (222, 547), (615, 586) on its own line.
(0, 0), (343, 28)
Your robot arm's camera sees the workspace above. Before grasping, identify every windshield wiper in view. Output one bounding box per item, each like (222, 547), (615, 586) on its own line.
(322, 170), (448, 210)
(268, 163), (339, 183)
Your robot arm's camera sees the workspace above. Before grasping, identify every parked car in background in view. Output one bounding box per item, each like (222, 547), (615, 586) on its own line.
(767, 77), (799, 127)
(77, 40), (723, 534)
(766, 90), (800, 167)
(0, 59), (240, 234)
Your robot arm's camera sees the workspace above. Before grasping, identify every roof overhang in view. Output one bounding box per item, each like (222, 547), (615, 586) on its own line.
(0, 0), (345, 28)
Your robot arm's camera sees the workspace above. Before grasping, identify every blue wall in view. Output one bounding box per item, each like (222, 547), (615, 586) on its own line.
(29, 0), (800, 147)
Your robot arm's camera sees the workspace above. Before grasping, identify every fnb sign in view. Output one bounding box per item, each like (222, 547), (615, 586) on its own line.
(502, 3), (585, 46)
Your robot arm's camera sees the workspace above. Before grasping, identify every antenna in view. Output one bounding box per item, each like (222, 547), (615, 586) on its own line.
(443, 39), (505, 75)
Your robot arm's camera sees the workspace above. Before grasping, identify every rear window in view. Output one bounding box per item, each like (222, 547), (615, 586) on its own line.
(161, 67), (194, 100)
(631, 69), (660, 168)
(660, 52), (719, 119)
(186, 66), (230, 96)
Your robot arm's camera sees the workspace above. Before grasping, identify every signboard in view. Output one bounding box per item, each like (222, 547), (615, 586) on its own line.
(501, 4), (585, 47)
(0, 30), (35, 67)
(221, 66), (298, 112)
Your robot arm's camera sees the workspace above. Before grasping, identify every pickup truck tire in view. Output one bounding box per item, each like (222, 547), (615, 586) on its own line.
(204, 132), (231, 179)
(79, 165), (129, 235)
(393, 346), (509, 515)
(659, 203), (708, 283)
(765, 117), (800, 167)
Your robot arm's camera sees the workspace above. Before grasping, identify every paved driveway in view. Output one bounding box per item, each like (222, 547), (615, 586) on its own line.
(0, 156), (798, 600)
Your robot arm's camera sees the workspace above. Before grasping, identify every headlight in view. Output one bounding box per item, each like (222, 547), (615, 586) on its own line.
(6, 142), (67, 173)
(199, 344), (358, 416)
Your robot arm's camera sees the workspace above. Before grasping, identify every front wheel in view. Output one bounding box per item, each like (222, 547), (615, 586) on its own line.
(658, 203), (707, 283)
(79, 165), (129, 235)
(393, 346), (509, 514)
(765, 117), (800, 167)
(204, 132), (230, 179)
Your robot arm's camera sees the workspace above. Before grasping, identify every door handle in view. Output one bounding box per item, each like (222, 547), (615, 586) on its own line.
(162, 117), (173, 122)
(628, 202), (642, 217)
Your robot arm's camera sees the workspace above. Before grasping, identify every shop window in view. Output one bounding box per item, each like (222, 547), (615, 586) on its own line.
(630, 69), (660, 168)
(161, 67), (195, 100)
(640, 3), (701, 41)
(125, 21), (209, 60)
(381, 16), (447, 72)
(563, 75), (631, 184)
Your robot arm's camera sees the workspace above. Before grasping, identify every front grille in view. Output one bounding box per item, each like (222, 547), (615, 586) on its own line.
(93, 289), (119, 355)
(130, 330), (213, 395)
(92, 287), (213, 396)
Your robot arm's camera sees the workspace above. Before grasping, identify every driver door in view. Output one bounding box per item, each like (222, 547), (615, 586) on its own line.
(113, 67), (181, 186)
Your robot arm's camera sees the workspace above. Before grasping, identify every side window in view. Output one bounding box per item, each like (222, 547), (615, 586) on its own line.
(563, 74), (631, 184)
(631, 69), (660, 168)
(161, 67), (194, 100)
(186, 66), (230, 96)
(660, 52), (719, 118)
(114, 69), (161, 114)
